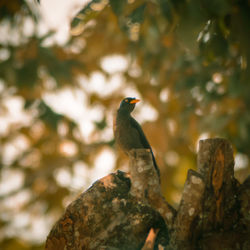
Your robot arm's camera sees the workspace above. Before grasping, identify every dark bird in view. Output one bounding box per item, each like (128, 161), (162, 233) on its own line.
(114, 97), (160, 178)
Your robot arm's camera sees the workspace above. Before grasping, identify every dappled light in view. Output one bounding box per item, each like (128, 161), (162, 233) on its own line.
(0, 0), (250, 249)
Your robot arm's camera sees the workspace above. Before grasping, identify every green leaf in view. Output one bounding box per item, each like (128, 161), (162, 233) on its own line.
(71, 0), (105, 30)
(38, 101), (64, 130)
(17, 60), (38, 87)
(157, 0), (174, 22)
(128, 3), (146, 24)
(94, 117), (107, 130)
(110, 0), (127, 16)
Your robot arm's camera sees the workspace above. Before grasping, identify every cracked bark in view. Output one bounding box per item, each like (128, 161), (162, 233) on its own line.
(45, 138), (250, 250)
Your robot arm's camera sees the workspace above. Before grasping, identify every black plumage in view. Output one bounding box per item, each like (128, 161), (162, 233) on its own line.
(114, 97), (160, 178)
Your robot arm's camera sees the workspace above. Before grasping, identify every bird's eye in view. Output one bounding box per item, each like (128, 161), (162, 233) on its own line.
(125, 99), (128, 102)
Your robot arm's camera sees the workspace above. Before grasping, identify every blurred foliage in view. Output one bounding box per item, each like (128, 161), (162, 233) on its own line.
(0, 0), (250, 249)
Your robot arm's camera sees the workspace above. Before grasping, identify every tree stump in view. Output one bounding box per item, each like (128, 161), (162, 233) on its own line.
(45, 138), (250, 250)
(169, 169), (205, 250)
(168, 138), (250, 250)
(128, 149), (176, 227)
(45, 170), (168, 250)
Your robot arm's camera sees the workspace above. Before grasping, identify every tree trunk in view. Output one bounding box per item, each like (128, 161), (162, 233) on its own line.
(45, 138), (250, 250)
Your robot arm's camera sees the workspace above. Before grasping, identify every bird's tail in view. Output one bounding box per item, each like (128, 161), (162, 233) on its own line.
(150, 149), (161, 179)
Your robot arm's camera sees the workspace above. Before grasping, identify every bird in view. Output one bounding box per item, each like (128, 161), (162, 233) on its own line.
(114, 97), (160, 178)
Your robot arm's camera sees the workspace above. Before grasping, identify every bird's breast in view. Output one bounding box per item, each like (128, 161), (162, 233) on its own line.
(114, 115), (144, 153)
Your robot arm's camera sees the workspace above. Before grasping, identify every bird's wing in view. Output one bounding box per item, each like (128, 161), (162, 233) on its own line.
(130, 117), (160, 178)
(130, 117), (151, 149)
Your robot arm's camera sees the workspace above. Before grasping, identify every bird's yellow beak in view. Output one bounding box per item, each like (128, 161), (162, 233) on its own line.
(130, 99), (140, 104)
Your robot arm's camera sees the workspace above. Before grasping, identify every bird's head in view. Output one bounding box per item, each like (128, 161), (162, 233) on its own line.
(119, 97), (140, 113)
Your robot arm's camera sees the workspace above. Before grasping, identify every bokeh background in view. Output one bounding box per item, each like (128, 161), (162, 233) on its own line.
(0, 0), (250, 249)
